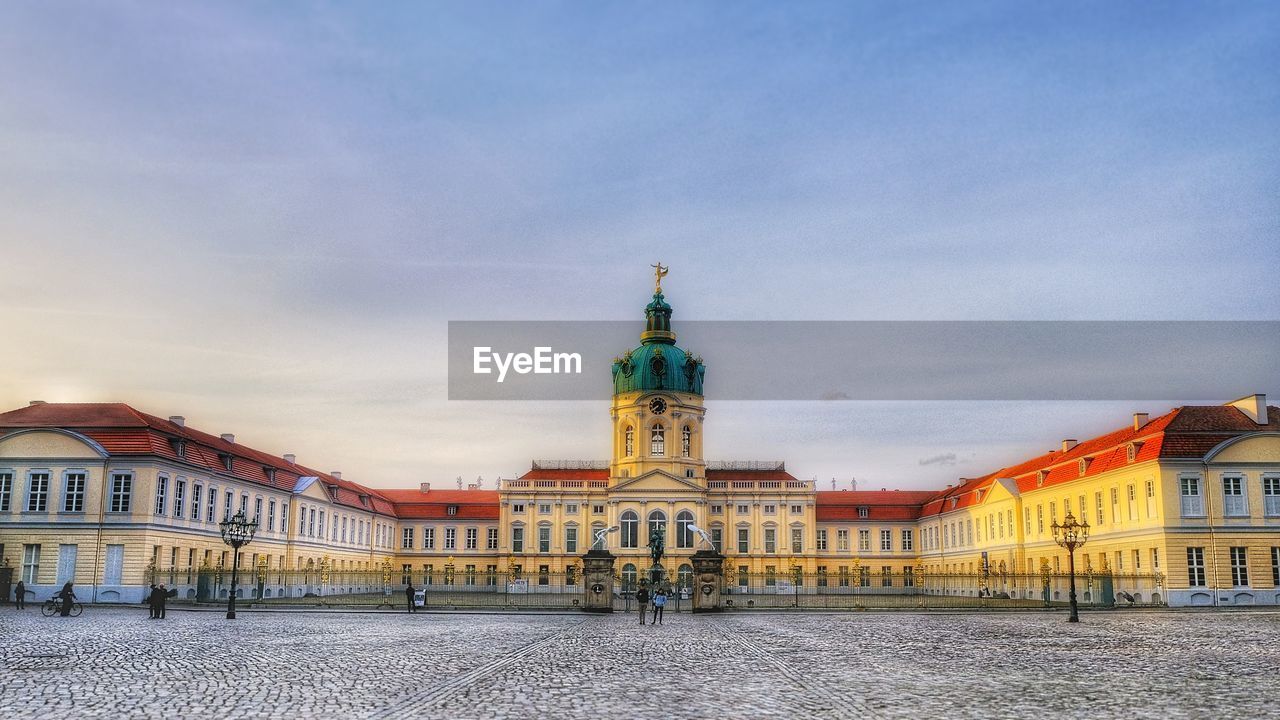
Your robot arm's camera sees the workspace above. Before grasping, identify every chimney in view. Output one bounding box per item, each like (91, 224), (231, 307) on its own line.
(467, 483), (479, 491)
(1133, 412), (1149, 431)
(1061, 439), (1078, 452)
(1227, 394), (1268, 425)
(220, 433), (235, 444)
(331, 471), (342, 480)
(29, 400), (46, 406)
(420, 482), (431, 493)
(169, 415), (185, 427)
(283, 454), (296, 465)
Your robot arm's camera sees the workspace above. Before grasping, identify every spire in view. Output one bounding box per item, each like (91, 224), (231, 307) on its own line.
(641, 262), (676, 344)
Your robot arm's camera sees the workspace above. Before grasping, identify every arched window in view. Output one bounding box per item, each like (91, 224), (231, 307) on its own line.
(676, 510), (695, 548)
(647, 509), (666, 542)
(682, 425), (691, 457)
(678, 563), (694, 590)
(650, 423), (665, 456)
(624, 426), (634, 456)
(621, 511), (639, 549)
(621, 563), (637, 591)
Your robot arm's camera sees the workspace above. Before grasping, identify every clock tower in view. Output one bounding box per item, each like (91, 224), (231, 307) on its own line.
(609, 265), (706, 484)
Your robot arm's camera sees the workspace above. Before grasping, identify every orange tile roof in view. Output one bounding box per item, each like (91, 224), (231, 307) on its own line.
(815, 490), (936, 521)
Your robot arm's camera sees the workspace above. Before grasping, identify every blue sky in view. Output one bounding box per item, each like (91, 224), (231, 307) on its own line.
(1, 1), (1277, 489)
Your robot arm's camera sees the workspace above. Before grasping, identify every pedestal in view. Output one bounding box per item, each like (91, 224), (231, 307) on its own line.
(691, 549), (725, 613)
(581, 548), (616, 613)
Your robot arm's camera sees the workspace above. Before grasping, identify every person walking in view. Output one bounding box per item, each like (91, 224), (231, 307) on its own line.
(147, 584), (158, 619)
(651, 588), (667, 625)
(58, 582), (76, 617)
(635, 584), (650, 625)
(405, 583), (416, 613)
(14, 579), (26, 610)
(156, 584), (170, 619)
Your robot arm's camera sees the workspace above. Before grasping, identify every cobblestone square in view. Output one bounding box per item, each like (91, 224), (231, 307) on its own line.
(2, 607), (1277, 719)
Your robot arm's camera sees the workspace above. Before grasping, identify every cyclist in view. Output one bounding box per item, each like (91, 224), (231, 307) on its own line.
(57, 581), (77, 617)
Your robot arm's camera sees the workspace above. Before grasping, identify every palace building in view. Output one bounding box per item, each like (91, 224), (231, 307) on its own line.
(1, 276), (1278, 607)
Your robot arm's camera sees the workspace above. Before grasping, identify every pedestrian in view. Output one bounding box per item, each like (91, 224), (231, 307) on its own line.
(58, 582), (76, 617)
(14, 579), (25, 610)
(634, 584), (650, 625)
(147, 584), (158, 618)
(651, 588), (667, 625)
(405, 583), (416, 613)
(157, 584), (170, 619)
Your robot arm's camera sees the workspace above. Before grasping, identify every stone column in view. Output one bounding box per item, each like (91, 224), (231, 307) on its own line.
(691, 549), (725, 613)
(581, 548), (616, 613)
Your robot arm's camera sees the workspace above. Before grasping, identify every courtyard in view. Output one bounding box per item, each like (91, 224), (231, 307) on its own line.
(1, 607), (1276, 719)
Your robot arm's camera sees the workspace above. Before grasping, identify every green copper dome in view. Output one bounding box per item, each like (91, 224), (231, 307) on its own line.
(612, 291), (705, 396)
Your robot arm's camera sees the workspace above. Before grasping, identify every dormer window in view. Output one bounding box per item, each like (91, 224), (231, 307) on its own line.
(1037, 470), (1048, 487)
(858, 506), (869, 518)
(219, 453), (234, 472)
(1126, 442), (1142, 462)
(263, 467), (276, 483)
(1078, 458), (1089, 476)
(975, 489), (984, 502)
(169, 438), (187, 459)
(948, 498), (958, 509)
(448, 505), (458, 516)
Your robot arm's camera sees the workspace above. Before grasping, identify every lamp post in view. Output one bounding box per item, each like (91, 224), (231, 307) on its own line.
(218, 510), (258, 619)
(1051, 510), (1090, 622)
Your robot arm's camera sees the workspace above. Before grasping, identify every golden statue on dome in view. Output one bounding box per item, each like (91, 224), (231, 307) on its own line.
(651, 262), (669, 294)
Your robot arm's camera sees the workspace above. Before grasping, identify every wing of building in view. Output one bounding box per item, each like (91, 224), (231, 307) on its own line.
(1, 282), (1277, 607)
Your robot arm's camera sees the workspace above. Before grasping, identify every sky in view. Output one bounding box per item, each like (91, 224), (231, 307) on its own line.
(1, 1), (1277, 491)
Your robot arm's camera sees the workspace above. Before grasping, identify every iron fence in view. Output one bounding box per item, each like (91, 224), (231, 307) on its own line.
(143, 566), (1166, 611)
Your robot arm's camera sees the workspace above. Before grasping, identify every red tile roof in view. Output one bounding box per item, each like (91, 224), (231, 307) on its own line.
(377, 489), (501, 520)
(816, 490), (936, 522)
(519, 468), (609, 481)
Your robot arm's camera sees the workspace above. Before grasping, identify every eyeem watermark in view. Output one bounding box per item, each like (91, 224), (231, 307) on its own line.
(473, 346), (582, 383)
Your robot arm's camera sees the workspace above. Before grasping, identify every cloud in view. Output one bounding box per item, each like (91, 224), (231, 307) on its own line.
(918, 453), (958, 467)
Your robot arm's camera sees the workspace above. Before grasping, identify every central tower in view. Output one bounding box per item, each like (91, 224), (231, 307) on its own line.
(609, 265), (706, 484)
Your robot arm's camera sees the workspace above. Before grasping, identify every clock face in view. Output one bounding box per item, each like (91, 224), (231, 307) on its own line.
(648, 397), (667, 415)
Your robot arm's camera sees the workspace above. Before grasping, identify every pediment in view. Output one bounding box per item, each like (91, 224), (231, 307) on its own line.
(611, 469), (704, 494)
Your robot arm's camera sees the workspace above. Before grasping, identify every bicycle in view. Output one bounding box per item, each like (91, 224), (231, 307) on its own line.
(41, 598), (84, 617)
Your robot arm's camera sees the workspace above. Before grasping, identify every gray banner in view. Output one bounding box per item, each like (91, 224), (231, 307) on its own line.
(448, 321), (1280, 401)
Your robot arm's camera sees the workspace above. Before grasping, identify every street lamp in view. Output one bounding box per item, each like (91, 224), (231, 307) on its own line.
(219, 510), (258, 619)
(1051, 510), (1090, 622)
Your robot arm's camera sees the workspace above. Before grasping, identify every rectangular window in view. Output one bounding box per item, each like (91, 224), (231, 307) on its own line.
(737, 527), (749, 553)
(537, 527), (551, 553)
(592, 504), (605, 515)
(109, 473), (132, 513)
(736, 504), (749, 515)
(424, 527), (436, 550)
(0, 471), (11, 511)
(63, 472), (86, 513)
(791, 527), (803, 553)
(1095, 491), (1104, 526)
(763, 504), (776, 515)
(486, 564), (498, 586)
(1230, 546), (1249, 586)
(564, 526), (577, 554)
(173, 479), (186, 518)
(903, 566), (914, 588)
(710, 504), (723, 514)
(1186, 547), (1206, 587)
(1180, 476), (1205, 516)
(817, 566), (828, 587)
(816, 529), (828, 551)
(487, 527), (498, 550)
(318, 511), (325, 539)
(858, 529), (870, 552)
(881, 566), (893, 587)
(154, 476), (168, 515)
(192, 484), (203, 521)
(764, 566), (776, 587)
(280, 502), (288, 533)
(466, 564), (477, 586)
(711, 527), (723, 553)
(538, 565), (550, 586)
(901, 529), (914, 552)
(207, 487), (216, 522)
(837, 528), (850, 551)
(1222, 476), (1247, 517)
(859, 567), (870, 587)
(22, 543), (41, 583)
(838, 566), (850, 587)
(511, 527), (524, 553)
(790, 504), (803, 515)
(26, 472), (50, 512)
(880, 529), (892, 552)
(466, 527), (479, 550)
(223, 490), (233, 521)
(240, 493), (249, 516)
(1264, 477), (1280, 517)
(1272, 547), (1280, 587)
(254, 497), (262, 524)
(764, 528), (776, 553)
(268, 500), (276, 531)
(402, 527), (415, 549)
(538, 503), (552, 515)
(512, 503), (525, 514)
(738, 564), (749, 587)
(1036, 505), (1044, 534)
(445, 527), (457, 550)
